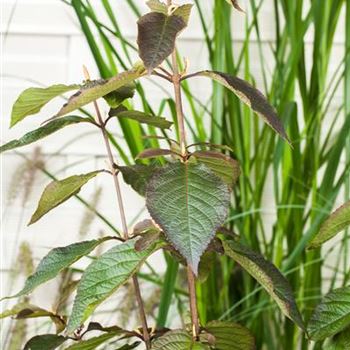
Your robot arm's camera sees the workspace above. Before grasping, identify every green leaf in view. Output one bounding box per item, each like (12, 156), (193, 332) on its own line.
(146, 162), (230, 274)
(64, 333), (124, 350)
(222, 239), (305, 330)
(137, 12), (186, 73)
(191, 71), (290, 144)
(29, 171), (102, 225)
(3, 238), (111, 299)
(308, 201), (350, 249)
(67, 238), (164, 333)
(109, 109), (173, 129)
(0, 302), (33, 318)
(192, 151), (240, 187)
(146, 0), (168, 14)
(152, 330), (204, 349)
(0, 303), (66, 333)
(307, 286), (350, 341)
(103, 83), (135, 108)
(172, 4), (193, 25)
(56, 67), (145, 117)
(203, 321), (255, 350)
(0, 303), (52, 319)
(118, 164), (158, 196)
(23, 334), (67, 350)
(324, 327), (350, 350)
(10, 84), (79, 127)
(1, 116), (91, 153)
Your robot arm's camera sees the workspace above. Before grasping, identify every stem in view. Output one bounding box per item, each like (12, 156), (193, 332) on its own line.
(171, 50), (187, 155)
(83, 66), (151, 350)
(187, 266), (200, 338)
(168, 16), (200, 335)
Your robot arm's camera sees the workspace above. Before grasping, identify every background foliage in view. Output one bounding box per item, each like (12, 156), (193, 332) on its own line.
(2, 0), (349, 349)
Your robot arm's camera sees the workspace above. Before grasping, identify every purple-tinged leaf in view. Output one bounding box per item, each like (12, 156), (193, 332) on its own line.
(222, 239), (305, 331)
(137, 12), (186, 73)
(225, 0), (245, 12)
(187, 71), (290, 144)
(118, 164), (158, 196)
(146, 162), (230, 274)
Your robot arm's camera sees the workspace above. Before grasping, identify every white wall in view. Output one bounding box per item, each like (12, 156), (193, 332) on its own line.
(0, 0), (347, 343)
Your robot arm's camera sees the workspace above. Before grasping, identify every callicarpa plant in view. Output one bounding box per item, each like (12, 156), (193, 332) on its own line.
(1, 0), (319, 349)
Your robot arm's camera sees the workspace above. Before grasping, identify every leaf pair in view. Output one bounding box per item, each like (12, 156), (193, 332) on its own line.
(4, 236), (164, 335)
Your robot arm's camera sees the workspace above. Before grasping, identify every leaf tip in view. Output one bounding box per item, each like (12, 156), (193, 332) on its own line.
(9, 118), (17, 129)
(27, 215), (37, 226)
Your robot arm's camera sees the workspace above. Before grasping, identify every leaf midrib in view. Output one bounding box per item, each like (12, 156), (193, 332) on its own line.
(149, 14), (170, 69)
(184, 162), (194, 265)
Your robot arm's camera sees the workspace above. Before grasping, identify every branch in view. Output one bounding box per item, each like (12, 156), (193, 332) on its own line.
(82, 66), (151, 350)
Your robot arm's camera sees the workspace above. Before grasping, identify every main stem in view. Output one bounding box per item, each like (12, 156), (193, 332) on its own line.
(171, 51), (187, 156)
(83, 68), (151, 350)
(170, 46), (200, 337)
